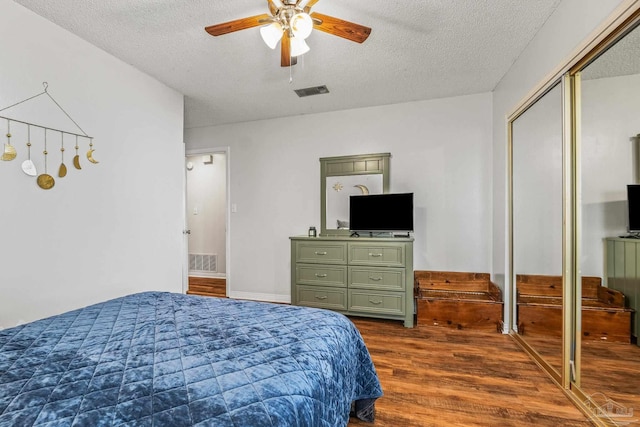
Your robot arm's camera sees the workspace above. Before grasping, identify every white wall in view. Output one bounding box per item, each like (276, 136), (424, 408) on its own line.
(186, 93), (493, 303)
(186, 153), (227, 275)
(0, 1), (185, 327)
(491, 0), (625, 329)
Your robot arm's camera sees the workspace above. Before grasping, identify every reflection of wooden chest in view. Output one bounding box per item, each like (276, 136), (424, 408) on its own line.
(517, 274), (633, 343)
(415, 271), (503, 332)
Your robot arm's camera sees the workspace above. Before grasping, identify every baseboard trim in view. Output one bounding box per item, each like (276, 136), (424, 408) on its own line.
(228, 291), (290, 304)
(188, 272), (226, 279)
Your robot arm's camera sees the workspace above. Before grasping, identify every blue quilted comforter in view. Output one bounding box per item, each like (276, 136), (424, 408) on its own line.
(0, 292), (382, 426)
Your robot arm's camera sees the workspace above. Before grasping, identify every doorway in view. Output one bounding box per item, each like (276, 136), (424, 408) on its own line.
(184, 148), (230, 297)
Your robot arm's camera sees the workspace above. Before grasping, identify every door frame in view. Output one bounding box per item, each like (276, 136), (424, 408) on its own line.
(184, 146), (231, 296)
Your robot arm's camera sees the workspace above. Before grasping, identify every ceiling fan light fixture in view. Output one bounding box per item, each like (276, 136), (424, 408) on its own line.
(290, 12), (313, 39)
(260, 22), (284, 49)
(290, 36), (310, 57)
(205, 1), (371, 67)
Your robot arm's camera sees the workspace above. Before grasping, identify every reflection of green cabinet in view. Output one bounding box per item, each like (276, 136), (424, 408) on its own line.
(291, 236), (414, 327)
(606, 237), (640, 343)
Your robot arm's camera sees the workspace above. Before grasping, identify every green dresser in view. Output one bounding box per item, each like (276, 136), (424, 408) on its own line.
(290, 236), (414, 327)
(606, 237), (640, 344)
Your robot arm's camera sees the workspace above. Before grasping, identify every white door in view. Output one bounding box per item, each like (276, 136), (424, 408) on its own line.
(184, 148), (230, 295)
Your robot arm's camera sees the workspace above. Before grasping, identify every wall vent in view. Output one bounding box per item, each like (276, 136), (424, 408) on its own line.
(189, 253), (217, 273)
(294, 85), (330, 98)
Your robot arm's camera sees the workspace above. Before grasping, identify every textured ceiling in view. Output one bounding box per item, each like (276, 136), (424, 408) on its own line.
(14, 0), (563, 129)
(582, 22), (640, 80)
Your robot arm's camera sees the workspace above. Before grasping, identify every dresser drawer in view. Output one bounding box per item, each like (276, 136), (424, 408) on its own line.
(296, 285), (347, 310)
(291, 236), (414, 327)
(348, 243), (405, 267)
(349, 266), (404, 291)
(295, 242), (347, 264)
(296, 264), (347, 287)
(348, 289), (405, 315)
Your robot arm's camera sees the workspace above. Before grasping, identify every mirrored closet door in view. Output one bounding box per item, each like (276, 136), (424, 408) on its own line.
(573, 17), (640, 415)
(511, 83), (564, 375)
(508, 5), (640, 424)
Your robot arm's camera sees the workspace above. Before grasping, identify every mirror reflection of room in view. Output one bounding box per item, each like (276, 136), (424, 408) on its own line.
(577, 21), (640, 412)
(512, 82), (563, 373)
(325, 174), (383, 231)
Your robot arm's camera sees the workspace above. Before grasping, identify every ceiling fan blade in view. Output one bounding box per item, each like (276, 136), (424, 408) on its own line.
(310, 12), (371, 43)
(281, 32), (297, 67)
(267, 0), (280, 16)
(205, 13), (272, 36)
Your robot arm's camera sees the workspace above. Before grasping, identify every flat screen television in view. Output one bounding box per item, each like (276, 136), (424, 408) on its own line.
(349, 192), (414, 234)
(628, 184), (640, 233)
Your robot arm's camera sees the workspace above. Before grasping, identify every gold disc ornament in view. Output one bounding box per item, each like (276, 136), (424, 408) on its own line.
(37, 130), (55, 190)
(37, 174), (55, 189)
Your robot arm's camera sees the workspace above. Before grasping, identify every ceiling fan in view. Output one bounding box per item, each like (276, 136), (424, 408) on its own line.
(205, 0), (371, 67)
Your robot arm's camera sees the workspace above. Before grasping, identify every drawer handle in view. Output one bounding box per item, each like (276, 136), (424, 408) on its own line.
(315, 273), (328, 278)
(369, 253), (383, 257)
(315, 295), (328, 300)
(315, 251), (328, 256)
(369, 276), (383, 281)
(369, 299), (383, 305)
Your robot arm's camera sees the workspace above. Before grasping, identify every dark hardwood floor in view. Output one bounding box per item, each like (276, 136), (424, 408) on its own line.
(348, 318), (593, 427)
(522, 333), (640, 413)
(187, 276), (226, 298)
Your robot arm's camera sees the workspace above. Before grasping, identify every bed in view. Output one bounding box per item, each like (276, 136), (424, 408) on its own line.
(0, 292), (382, 426)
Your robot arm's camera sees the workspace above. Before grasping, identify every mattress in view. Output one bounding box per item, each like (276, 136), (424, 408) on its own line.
(0, 292), (382, 426)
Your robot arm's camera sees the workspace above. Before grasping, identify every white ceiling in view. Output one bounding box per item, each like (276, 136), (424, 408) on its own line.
(14, 0), (563, 129)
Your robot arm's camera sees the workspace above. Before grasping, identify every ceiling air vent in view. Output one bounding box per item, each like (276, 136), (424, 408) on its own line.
(294, 85), (330, 98)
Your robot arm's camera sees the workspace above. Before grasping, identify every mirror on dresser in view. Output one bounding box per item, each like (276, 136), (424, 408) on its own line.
(320, 153), (389, 236)
(511, 82), (564, 375)
(574, 18), (640, 414)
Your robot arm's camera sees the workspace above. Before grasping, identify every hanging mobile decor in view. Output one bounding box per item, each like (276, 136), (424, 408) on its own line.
(87, 138), (99, 164)
(73, 135), (81, 170)
(58, 132), (67, 178)
(1, 119), (17, 161)
(0, 82), (97, 189)
(21, 125), (37, 176)
(37, 129), (55, 190)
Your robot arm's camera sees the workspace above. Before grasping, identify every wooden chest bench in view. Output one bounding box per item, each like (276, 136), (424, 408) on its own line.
(415, 271), (503, 332)
(517, 274), (633, 342)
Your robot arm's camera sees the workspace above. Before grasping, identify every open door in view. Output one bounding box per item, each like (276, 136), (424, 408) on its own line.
(184, 148), (230, 297)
